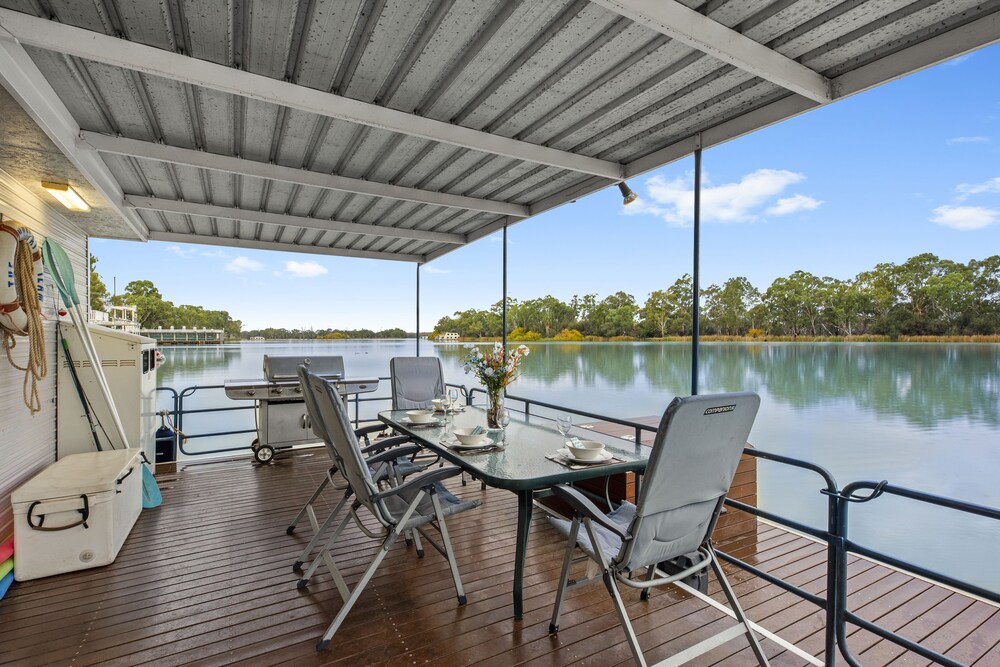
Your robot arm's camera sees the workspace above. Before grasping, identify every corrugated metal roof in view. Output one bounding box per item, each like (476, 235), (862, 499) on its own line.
(1, 0), (997, 262)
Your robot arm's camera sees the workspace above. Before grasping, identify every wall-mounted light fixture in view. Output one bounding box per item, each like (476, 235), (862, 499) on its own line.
(41, 181), (90, 212)
(618, 181), (638, 206)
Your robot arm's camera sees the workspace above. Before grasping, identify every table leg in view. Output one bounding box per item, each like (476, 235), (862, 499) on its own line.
(513, 489), (533, 619)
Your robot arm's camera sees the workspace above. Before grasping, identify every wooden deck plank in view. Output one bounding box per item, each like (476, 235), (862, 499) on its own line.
(0, 452), (993, 667)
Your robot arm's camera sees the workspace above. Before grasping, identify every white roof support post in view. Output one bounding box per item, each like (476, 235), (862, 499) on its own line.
(591, 0), (833, 103)
(0, 9), (624, 180)
(0, 24), (148, 239)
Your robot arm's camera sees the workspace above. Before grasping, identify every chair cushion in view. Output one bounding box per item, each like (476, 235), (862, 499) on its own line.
(385, 482), (480, 530)
(549, 501), (636, 563)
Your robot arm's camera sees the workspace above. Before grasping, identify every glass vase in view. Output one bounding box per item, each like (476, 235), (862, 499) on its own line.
(486, 388), (504, 429)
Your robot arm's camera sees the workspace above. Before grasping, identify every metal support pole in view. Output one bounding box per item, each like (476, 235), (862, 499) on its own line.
(416, 263), (420, 356)
(502, 219), (508, 354)
(691, 145), (702, 396)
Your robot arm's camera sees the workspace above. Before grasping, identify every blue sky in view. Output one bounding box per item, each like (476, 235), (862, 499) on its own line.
(92, 44), (1000, 332)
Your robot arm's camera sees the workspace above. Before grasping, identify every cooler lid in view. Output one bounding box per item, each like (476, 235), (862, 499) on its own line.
(10, 449), (142, 504)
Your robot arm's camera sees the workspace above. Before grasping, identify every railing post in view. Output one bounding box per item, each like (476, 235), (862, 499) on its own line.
(825, 489), (843, 666)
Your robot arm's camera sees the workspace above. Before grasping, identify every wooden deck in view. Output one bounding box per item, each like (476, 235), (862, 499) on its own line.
(1, 450), (996, 666)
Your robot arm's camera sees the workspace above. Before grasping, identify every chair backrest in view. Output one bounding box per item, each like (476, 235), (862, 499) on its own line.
(390, 356), (445, 409)
(299, 367), (388, 525)
(297, 365), (332, 443)
(617, 392), (760, 571)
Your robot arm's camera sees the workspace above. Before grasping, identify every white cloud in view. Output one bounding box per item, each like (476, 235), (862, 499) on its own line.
(423, 266), (452, 274)
(200, 249), (229, 258)
(226, 256), (264, 273)
(165, 244), (197, 257)
(766, 194), (823, 216)
(946, 136), (990, 145)
(630, 169), (814, 225)
(930, 205), (999, 230)
(284, 260), (328, 277)
(944, 53), (973, 67)
(956, 176), (1000, 200)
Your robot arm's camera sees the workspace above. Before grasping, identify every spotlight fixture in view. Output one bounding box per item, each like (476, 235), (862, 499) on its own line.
(618, 181), (638, 206)
(41, 181), (90, 212)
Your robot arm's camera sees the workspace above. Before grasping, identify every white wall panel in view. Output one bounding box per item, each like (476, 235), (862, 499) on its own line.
(0, 169), (87, 542)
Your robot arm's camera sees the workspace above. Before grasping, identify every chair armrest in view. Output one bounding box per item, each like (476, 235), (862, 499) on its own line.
(365, 444), (423, 466)
(551, 485), (629, 540)
(355, 424), (385, 438)
(371, 466), (464, 501)
(360, 435), (411, 455)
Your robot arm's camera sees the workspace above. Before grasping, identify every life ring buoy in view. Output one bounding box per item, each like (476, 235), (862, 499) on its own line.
(0, 223), (44, 336)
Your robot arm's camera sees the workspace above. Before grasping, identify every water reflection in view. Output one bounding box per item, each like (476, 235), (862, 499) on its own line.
(437, 342), (1000, 428)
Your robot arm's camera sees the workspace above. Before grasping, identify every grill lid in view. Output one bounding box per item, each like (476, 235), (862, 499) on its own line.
(263, 355), (345, 380)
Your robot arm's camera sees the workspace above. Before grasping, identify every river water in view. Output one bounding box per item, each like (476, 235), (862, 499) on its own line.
(156, 340), (1000, 591)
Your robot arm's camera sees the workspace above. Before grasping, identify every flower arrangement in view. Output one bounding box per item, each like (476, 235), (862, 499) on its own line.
(462, 343), (530, 426)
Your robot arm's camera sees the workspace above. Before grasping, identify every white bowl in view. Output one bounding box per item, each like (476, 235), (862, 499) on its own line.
(566, 440), (605, 460)
(453, 428), (488, 446)
(406, 409), (435, 424)
(431, 398), (448, 411)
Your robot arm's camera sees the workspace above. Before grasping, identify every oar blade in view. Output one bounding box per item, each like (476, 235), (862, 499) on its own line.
(41, 238), (80, 307)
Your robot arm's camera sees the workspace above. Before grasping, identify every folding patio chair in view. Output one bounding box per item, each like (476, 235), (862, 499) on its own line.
(298, 368), (480, 652)
(390, 356), (446, 409)
(288, 365), (425, 572)
(548, 392), (770, 667)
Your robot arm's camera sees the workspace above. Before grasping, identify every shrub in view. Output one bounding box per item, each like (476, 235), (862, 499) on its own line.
(508, 327), (542, 341)
(609, 335), (637, 342)
(747, 328), (765, 339)
(553, 328), (584, 341)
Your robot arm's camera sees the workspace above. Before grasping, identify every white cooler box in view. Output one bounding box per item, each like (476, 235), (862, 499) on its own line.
(11, 449), (143, 581)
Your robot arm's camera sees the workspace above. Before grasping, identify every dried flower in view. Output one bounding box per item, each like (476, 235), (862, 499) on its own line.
(461, 343), (530, 393)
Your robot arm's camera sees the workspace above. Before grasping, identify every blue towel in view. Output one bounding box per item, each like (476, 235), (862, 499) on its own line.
(0, 571), (12, 600)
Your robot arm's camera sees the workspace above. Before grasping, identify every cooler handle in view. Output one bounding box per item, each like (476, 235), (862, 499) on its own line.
(116, 466), (135, 493)
(26, 494), (90, 531)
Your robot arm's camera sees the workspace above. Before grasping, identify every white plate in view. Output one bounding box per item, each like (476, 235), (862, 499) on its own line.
(401, 417), (441, 427)
(558, 447), (613, 464)
(451, 437), (495, 451)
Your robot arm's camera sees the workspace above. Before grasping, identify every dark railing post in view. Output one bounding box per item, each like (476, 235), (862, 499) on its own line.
(825, 489), (843, 666)
(415, 262), (421, 356)
(502, 218), (508, 355)
(691, 143), (702, 396)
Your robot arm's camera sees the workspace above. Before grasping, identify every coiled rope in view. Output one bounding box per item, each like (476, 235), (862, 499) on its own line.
(2, 224), (47, 415)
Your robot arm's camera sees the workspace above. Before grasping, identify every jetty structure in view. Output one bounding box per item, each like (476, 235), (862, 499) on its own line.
(0, 2), (997, 666)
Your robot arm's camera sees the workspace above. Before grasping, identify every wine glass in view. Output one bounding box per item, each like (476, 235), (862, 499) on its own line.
(499, 408), (511, 443)
(556, 414), (572, 440)
(435, 391), (446, 413)
(448, 387), (459, 412)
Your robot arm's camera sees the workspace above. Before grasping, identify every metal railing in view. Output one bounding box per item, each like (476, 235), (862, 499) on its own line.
(156, 384), (999, 666)
(156, 378), (469, 457)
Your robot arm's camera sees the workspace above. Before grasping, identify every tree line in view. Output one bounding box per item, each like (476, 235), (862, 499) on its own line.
(91, 257), (241, 337)
(432, 253), (1000, 339)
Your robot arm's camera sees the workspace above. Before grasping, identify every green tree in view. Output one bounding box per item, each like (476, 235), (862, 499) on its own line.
(122, 280), (173, 328)
(89, 255), (109, 311)
(589, 291), (639, 337)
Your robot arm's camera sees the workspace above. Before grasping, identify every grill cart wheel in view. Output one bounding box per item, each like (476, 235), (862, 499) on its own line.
(254, 443), (275, 464)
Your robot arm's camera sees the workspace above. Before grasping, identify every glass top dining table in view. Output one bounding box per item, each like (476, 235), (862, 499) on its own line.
(378, 405), (650, 619)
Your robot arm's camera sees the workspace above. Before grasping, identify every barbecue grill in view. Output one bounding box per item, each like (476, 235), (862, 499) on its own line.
(224, 355), (378, 463)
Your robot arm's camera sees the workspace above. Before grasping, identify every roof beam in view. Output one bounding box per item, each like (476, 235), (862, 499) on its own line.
(0, 25), (148, 239)
(0, 8), (624, 180)
(126, 196), (467, 245)
(148, 231), (422, 263)
(590, 0), (832, 103)
(78, 132), (529, 218)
